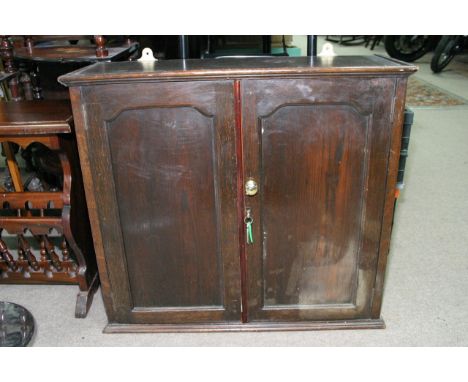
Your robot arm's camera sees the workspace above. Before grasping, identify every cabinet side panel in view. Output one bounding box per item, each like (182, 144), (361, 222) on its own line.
(371, 77), (409, 318)
(261, 104), (369, 306)
(107, 107), (222, 308)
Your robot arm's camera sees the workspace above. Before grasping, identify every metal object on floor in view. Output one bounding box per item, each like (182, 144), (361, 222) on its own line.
(396, 108), (414, 194)
(0, 301), (35, 347)
(393, 108), (414, 222)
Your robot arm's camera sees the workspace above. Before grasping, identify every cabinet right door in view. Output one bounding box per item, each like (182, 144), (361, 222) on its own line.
(241, 77), (397, 322)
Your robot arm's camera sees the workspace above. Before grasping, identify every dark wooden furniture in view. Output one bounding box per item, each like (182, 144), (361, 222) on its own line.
(13, 42), (139, 63)
(0, 35), (139, 101)
(60, 56), (417, 332)
(0, 37), (22, 101)
(0, 100), (98, 318)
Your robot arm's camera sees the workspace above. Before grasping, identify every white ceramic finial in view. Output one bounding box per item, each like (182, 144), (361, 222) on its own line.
(318, 42), (336, 57)
(138, 47), (158, 62)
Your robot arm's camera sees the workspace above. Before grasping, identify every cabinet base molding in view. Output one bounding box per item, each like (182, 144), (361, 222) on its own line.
(103, 319), (385, 333)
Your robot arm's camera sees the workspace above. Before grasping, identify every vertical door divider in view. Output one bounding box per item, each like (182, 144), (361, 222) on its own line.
(234, 79), (248, 323)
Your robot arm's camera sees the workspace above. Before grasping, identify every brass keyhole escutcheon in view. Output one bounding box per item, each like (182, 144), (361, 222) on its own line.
(245, 178), (258, 196)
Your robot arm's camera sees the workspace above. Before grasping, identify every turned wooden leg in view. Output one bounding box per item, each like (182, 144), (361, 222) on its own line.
(0, 36), (22, 101)
(94, 35), (108, 58)
(19, 63), (33, 100)
(24, 35), (33, 51)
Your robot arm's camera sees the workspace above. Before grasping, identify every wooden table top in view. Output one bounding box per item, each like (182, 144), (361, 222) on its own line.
(0, 100), (72, 135)
(14, 43), (138, 63)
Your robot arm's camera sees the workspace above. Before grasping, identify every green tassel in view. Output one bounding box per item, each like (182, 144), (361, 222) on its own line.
(246, 221), (254, 244)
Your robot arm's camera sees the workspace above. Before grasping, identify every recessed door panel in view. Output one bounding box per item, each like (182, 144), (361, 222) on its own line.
(107, 107), (221, 308)
(261, 104), (369, 307)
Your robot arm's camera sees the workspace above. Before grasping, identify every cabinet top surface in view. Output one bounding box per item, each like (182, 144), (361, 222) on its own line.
(59, 55), (417, 86)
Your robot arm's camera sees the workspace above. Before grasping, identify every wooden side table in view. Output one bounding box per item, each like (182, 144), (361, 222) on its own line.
(0, 100), (98, 318)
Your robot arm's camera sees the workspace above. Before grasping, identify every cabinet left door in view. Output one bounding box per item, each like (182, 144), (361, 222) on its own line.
(70, 81), (242, 325)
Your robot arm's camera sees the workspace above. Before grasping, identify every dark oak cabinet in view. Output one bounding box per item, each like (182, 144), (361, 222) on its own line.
(60, 56), (416, 332)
